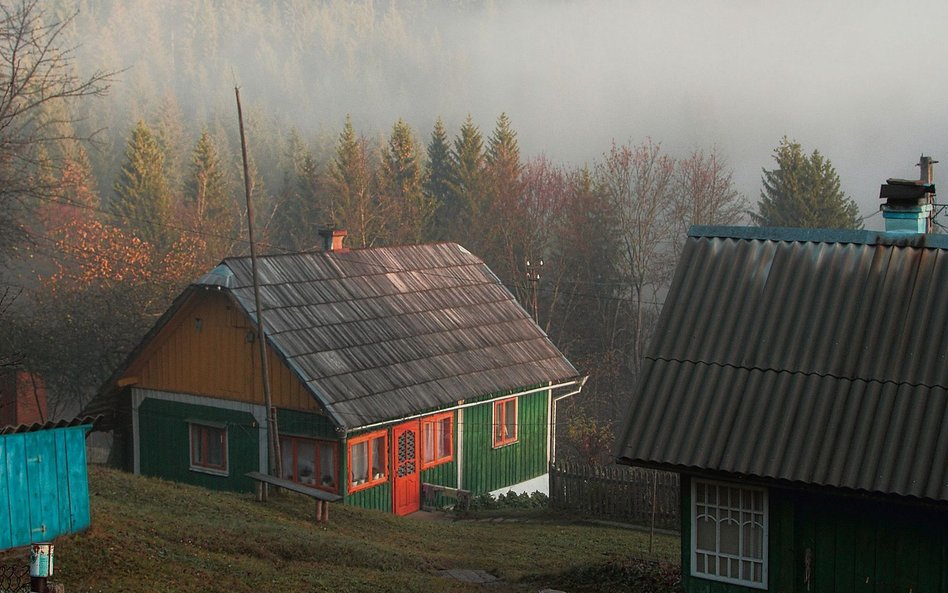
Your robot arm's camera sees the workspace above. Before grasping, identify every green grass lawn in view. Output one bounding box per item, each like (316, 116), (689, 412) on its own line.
(4, 466), (680, 592)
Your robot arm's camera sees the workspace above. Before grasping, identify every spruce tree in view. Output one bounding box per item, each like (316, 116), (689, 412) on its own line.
(187, 130), (233, 257)
(273, 130), (325, 252)
(112, 121), (173, 247)
(754, 137), (861, 229)
(327, 116), (380, 248)
(425, 117), (453, 239)
(446, 115), (486, 247)
(380, 119), (434, 244)
(484, 113), (525, 280)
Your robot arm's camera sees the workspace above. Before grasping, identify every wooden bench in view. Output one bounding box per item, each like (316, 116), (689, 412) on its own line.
(421, 482), (472, 511)
(245, 471), (342, 523)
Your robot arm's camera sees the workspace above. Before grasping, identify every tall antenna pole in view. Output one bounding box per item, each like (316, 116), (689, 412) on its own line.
(235, 86), (281, 478)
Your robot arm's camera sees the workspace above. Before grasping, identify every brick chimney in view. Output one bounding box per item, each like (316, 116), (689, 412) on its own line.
(879, 155), (937, 234)
(0, 371), (48, 427)
(318, 228), (348, 252)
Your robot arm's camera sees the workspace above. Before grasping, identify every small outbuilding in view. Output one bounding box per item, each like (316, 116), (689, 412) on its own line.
(616, 209), (947, 589)
(85, 233), (584, 515)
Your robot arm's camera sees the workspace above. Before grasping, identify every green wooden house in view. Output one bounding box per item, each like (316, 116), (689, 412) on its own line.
(616, 222), (947, 591)
(85, 233), (584, 515)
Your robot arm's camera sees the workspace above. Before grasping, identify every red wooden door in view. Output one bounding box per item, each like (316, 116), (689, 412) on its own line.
(392, 421), (420, 516)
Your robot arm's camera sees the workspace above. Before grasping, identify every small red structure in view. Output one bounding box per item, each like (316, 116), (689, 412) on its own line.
(0, 371), (48, 427)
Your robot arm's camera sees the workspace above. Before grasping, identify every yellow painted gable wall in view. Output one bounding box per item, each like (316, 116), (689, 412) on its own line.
(123, 290), (320, 413)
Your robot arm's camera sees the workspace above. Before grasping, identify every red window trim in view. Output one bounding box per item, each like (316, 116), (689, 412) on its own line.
(420, 412), (454, 469)
(281, 435), (339, 494)
(348, 430), (388, 493)
(189, 422), (228, 473)
(492, 397), (518, 448)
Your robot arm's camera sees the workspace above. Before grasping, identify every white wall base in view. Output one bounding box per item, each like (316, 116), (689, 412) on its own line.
(489, 473), (549, 497)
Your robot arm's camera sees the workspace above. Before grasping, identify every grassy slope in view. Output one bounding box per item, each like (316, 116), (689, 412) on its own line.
(9, 466), (679, 592)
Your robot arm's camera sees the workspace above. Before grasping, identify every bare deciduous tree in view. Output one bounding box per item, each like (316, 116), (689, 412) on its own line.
(0, 0), (113, 262)
(673, 147), (747, 254)
(600, 138), (676, 376)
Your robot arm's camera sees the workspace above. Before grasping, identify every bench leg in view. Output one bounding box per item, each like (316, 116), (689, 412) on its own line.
(315, 500), (330, 523)
(256, 481), (268, 502)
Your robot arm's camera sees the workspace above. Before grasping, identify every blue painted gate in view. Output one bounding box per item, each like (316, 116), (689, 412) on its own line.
(0, 425), (92, 550)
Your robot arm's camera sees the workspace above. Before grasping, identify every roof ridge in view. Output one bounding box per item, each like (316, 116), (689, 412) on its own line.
(689, 225), (948, 250)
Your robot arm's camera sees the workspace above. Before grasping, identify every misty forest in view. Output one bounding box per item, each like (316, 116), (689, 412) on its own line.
(0, 0), (883, 463)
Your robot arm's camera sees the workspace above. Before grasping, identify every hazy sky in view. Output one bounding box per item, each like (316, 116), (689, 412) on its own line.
(88, 0), (948, 230)
(434, 0), (948, 230)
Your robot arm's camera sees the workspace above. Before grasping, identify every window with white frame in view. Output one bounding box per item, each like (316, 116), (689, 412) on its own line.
(692, 479), (768, 588)
(189, 422), (228, 475)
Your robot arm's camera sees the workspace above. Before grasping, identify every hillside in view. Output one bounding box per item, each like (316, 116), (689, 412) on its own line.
(4, 466), (678, 592)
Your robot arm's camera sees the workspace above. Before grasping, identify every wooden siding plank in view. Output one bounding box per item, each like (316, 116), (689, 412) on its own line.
(0, 437), (11, 550)
(833, 510), (856, 593)
(54, 430), (72, 533)
(64, 428), (91, 532)
(26, 432), (60, 542)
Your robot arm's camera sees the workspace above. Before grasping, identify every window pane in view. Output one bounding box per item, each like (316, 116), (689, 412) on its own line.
(371, 436), (385, 478)
(720, 518), (739, 555)
(191, 426), (202, 464)
(438, 417), (451, 457)
(206, 428), (224, 467)
(423, 423), (434, 462)
(696, 515), (716, 551)
(280, 438), (293, 480)
(493, 402), (503, 443)
(743, 521), (764, 559)
(318, 443), (336, 488)
(504, 400), (517, 440)
(297, 441), (315, 485)
(351, 442), (368, 483)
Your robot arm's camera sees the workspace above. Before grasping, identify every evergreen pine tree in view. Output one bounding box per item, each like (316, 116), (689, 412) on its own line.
(327, 116), (380, 248)
(483, 112), (525, 280)
(380, 119), (434, 244)
(186, 130), (234, 258)
(112, 121), (173, 247)
(753, 137), (861, 229)
(273, 130), (324, 251)
(446, 115), (486, 248)
(426, 117), (453, 238)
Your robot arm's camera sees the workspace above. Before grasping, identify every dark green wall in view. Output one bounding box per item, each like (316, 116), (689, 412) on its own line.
(461, 390), (549, 494)
(138, 399), (259, 492)
(277, 408), (337, 440)
(680, 475), (948, 593)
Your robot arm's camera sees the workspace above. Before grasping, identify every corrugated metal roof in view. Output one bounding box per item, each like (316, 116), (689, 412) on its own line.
(0, 415), (100, 435)
(615, 226), (948, 503)
(202, 243), (578, 430)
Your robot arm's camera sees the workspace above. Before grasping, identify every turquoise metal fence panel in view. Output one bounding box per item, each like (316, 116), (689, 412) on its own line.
(0, 425), (92, 550)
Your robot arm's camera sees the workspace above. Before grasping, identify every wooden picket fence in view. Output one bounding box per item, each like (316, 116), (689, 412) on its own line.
(549, 461), (680, 532)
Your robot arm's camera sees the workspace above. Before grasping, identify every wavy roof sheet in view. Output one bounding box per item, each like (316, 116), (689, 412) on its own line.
(615, 226), (948, 502)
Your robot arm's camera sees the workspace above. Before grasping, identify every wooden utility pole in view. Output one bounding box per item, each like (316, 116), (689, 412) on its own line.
(235, 86), (281, 479)
(525, 259), (542, 324)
